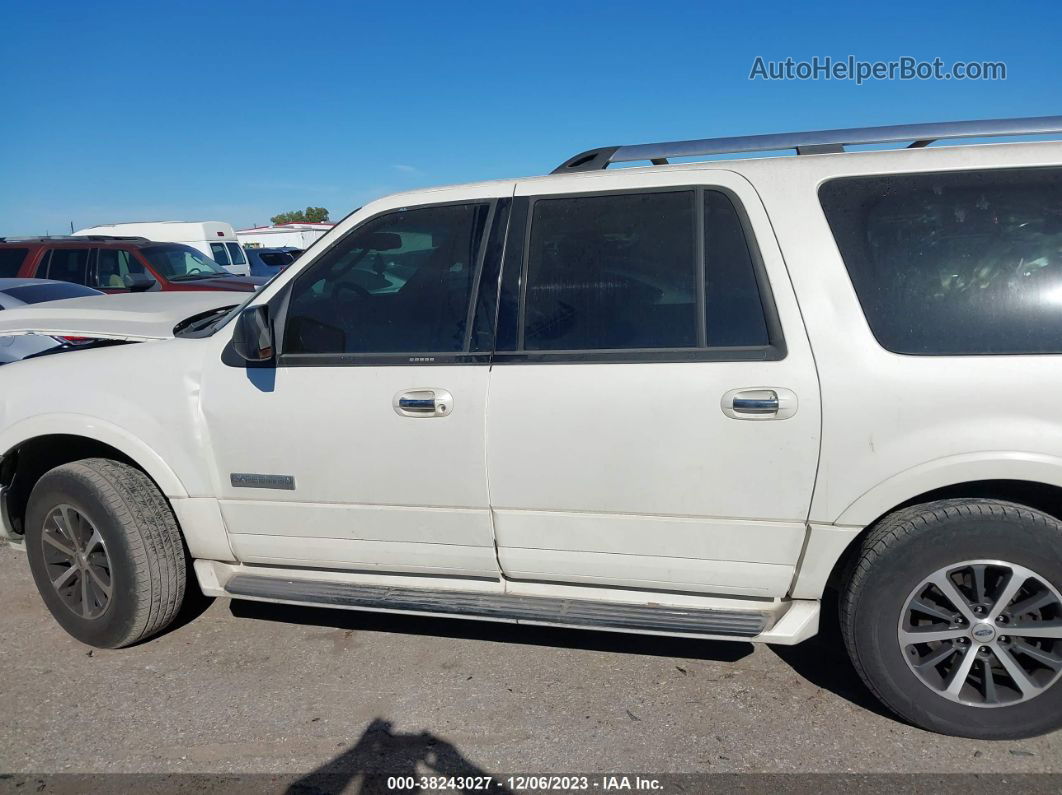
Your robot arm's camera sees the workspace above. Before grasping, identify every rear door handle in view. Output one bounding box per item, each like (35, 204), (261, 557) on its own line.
(393, 388), (454, 418)
(721, 388), (798, 420)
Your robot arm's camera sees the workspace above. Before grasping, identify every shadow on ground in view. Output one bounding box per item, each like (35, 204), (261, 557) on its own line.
(286, 717), (510, 795)
(769, 590), (892, 719)
(229, 599), (752, 663)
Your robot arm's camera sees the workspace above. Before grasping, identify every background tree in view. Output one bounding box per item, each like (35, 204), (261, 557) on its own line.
(270, 206), (330, 224)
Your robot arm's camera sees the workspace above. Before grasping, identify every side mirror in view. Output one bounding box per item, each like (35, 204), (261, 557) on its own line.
(232, 305), (274, 362)
(124, 273), (158, 292)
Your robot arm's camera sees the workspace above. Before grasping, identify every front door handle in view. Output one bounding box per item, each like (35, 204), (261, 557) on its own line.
(721, 388), (798, 420)
(393, 388), (454, 418)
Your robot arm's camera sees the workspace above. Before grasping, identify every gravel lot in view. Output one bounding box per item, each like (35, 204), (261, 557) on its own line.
(3, 541), (1062, 782)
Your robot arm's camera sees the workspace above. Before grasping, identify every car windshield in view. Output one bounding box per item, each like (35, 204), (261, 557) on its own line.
(141, 244), (229, 280)
(2, 282), (102, 304)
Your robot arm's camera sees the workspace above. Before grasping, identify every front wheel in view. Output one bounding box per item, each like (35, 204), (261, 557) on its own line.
(24, 458), (187, 648)
(841, 499), (1062, 739)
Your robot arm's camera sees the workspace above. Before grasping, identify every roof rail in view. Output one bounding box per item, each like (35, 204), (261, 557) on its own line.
(552, 115), (1062, 174)
(0, 235), (152, 244)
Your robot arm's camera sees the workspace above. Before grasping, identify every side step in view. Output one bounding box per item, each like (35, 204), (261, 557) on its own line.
(224, 574), (769, 637)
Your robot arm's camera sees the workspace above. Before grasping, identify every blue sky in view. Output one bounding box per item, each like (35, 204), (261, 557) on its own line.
(2, 0), (1059, 235)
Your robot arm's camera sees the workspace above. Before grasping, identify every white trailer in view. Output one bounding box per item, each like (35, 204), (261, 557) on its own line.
(236, 223), (333, 250)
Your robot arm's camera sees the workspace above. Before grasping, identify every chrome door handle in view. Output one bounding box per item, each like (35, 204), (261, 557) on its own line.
(731, 397), (779, 414)
(721, 388), (798, 420)
(393, 388), (454, 418)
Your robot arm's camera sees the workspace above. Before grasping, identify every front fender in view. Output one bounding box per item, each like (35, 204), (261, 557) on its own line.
(0, 413), (189, 498)
(834, 451), (1062, 526)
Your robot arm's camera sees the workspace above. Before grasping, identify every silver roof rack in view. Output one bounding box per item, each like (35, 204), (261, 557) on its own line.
(551, 115), (1062, 174)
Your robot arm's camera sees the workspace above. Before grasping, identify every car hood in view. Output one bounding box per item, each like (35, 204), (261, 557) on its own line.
(177, 275), (265, 291)
(0, 291), (242, 341)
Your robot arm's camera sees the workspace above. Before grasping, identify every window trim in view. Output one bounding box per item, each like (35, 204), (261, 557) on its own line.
(495, 184), (786, 365)
(272, 198), (499, 368)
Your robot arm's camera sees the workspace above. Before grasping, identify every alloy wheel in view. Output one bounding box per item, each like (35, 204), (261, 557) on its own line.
(898, 560), (1062, 707)
(40, 505), (112, 620)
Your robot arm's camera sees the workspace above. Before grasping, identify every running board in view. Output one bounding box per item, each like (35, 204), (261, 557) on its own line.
(224, 574), (770, 637)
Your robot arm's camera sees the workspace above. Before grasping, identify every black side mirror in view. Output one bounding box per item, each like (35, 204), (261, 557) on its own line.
(232, 305), (274, 362)
(123, 274), (158, 292)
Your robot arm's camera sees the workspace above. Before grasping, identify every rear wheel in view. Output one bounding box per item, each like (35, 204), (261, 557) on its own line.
(24, 458), (186, 648)
(841, 499), (1062, 739)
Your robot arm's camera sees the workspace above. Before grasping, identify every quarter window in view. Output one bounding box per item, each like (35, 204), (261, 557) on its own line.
(0, 248), (29, 277)
(820, 167), (1062, 355)
(284, 203), (490, 356)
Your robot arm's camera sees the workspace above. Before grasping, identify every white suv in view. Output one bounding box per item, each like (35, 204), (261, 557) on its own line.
(3, 116), (1062, 740)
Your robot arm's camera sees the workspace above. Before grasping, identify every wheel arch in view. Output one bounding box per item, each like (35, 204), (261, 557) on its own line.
(822, 477), (1062, 595)
(0, 416), (189, 541)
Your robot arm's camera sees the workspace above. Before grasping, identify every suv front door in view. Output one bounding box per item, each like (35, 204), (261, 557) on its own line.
(200, 184), (513, 579)
(485, 170), (821, 598)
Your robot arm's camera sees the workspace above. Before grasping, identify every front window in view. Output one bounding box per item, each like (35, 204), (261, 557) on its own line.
(95, 248), (147, 289)
(141, 244), (230, 281)
(284, 202), (490, 355)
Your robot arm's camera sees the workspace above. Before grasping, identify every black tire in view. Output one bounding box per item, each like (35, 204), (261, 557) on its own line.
(841, 499), (1062, 739)
(24, 458), (186, 648)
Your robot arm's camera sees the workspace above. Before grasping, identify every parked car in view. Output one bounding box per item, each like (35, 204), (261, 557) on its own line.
(74, 222), (250, 276)
(244, 246), (301, 278)
(0, 237), (264, 293)
(4, 116), (1062, 740)
(0, 279), (104, 364)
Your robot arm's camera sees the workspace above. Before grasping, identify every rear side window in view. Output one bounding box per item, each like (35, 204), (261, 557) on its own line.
(0, 248), (29, 277)
(45, 248), (92, 285)
(820, 167), (1062, 355)
(226, 242), (247, 266)
(260, 252), (294, 268)
(519, 189), (775, 354)
(210, 243), (231, 266)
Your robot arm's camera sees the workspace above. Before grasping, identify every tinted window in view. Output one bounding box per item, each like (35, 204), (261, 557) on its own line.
(142, 244), (229, 281)
(46, 248), (91, 284)
(705, 190), (770, 347)
(820, 168), (1062, 355)
(285, 203), (489, 355)
(524, 191), (697, 350)
(0, 248), (29, 277)
(210, 243), (231, 265)
(3, 282), (101, 304)
(96, 248), (146, 288)
(226, 242), (247, 265)
(259, 252), (294, 268)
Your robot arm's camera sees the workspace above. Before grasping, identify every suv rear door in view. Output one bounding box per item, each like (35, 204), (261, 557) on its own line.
(485, 169), (821, 598)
